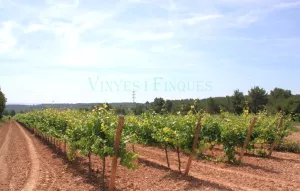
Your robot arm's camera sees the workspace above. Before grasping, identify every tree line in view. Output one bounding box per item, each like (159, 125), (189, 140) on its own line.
(114, 86), (300, 121)
(0, 89), (7, 120)
(1, 86), (299, 121)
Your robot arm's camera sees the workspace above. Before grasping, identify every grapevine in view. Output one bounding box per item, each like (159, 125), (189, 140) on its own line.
(14, 106), (293, 168)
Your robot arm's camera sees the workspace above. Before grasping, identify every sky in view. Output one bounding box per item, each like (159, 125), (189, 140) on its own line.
(0, 0), (300, 104)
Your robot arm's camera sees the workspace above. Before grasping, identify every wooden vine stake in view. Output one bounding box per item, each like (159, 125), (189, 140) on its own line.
(238, 117), (257, 162)
(108, 116), (125, 191)
(64, 140), (67, 155)
(184, 115), (202, 176)
(268, 116), (283, 158)
(176, 147), (181, 172)
(164, 144), (170, 169)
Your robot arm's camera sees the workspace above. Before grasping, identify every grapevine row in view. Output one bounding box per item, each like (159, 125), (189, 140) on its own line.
(14, 105), (293, 183)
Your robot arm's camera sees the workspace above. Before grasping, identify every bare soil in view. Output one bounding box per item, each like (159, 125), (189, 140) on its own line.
(0, 121), (97, 191)
(0, 121), (300, 191)
(286, 125), (300, 144)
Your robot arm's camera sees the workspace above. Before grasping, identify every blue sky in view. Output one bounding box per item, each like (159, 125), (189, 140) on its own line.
(0, 0), (300, 104)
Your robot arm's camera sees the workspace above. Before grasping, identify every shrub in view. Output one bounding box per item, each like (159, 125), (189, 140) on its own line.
(276, 140), (300, 153)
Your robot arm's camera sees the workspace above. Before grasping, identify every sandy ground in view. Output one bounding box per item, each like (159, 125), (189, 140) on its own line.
(0, 121), (97, 191)
(286, 125), (300, 144)
(0, 121), (300, 191)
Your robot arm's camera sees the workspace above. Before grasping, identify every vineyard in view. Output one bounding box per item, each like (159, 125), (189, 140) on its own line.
(13, 105), (295, 190)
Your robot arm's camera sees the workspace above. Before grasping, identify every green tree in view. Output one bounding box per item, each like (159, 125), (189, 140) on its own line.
(10, 110), (16, 116)
(3, 109), (9, 116)
(103, 103), (112, 110)
(180, 103), (192, 115)
(0, 90), (7, 119)
(207, 97), (220, 114)
(193, 99), (201, 112)
(145, 101), (150, 110)
(114, 105), (128, 115)
(152, 98), (165, 114)
(219, 96), (233, 112)
(164, 100), (173, 113)
(133, 104), (145, 115)
(267, 88), (292, 113)
(283, 96), (300, 116)
(231, 89), (245, 115)
(248, 86), (268, 114)
(270, 88), (292, 99)
(78, 108), (89, 112)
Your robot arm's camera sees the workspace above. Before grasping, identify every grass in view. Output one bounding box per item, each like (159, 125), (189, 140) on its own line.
(290, 123), (300, 132)
(0, 116), (9, 126)
(276, 140), (300, 153)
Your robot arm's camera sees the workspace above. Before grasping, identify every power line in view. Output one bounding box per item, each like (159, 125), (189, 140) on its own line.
(132, 91), (136, 103)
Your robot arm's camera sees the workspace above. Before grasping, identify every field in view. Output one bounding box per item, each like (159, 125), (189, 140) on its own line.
(0, 106), (300, 191)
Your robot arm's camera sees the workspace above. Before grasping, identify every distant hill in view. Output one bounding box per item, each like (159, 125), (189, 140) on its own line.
(6, 94), (300, 115)
(6, 102), (137, 112)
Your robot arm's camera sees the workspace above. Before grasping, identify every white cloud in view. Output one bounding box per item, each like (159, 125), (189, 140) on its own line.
(0, 21), (17, 54)
(150, 43), (182, 53)
(24, 24), (47, 33)
(1, 0), (300, 69)
(273, 1), (300, 9)
(127, 0), (147, 2)
(182, 14), (224, 25)
(45, 0), (80, 8)
(173, 44), (181, 49)
(150, 46), (165, 53)
(113, 31), (174, 41)
(231, 10), (259, 27)
(1, 0), (300, 103)
(58, 44), (142, 67)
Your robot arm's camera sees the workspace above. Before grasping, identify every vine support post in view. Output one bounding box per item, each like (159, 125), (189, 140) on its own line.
(108, 116), (125, 191)
(58, 139), (63, 153)
(88, 152), (91, 177)
(176, 147), (181, 172)
(54, 138), (56, 149)
(238, 117), (257, 162)
(164, 144), (170, 169)
(184, 115), (202, 176)
(64, 140), (67, 155)
(102, 157), (106, 191)
(268, 116), (284, 158)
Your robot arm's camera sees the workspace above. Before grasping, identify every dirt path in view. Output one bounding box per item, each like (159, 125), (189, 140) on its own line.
(0, 121), (99, 191)
(15, 122), (40, 191)
(137, 144), (298, 184)
(1, 121), (300, 191)
(130, 144), (300, 191)
(0, 121), (12, 188)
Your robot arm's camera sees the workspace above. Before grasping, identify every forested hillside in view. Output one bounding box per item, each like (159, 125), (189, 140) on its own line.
(4, 87), (300, 121)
